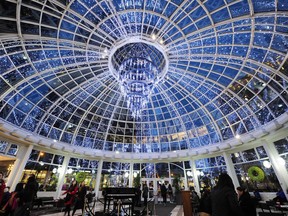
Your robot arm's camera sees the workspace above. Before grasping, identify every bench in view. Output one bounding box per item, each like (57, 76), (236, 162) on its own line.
(34, 197), (56, 209)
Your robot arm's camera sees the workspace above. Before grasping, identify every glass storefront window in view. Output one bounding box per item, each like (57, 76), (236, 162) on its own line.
(22, 161), (60, 191)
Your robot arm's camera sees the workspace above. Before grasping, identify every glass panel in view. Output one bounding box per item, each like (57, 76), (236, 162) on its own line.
(7, 144), (18, 156)
(53, 155), (64, 165)
(242, 149), (258, 161)
(274, 138), (288, 154)
(29, 149), (40, 161)
(256, 146), (268, 158)
(0, 141), (8, 153)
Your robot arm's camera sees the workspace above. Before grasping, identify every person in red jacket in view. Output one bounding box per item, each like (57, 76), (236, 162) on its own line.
(0, 172), (6, 205)
(62, 180), (78, 216)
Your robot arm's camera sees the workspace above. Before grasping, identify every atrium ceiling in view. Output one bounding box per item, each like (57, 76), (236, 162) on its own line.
(0, 0), (288, 159)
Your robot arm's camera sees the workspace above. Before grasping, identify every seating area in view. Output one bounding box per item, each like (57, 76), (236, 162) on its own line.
(257, 201), (288, 216)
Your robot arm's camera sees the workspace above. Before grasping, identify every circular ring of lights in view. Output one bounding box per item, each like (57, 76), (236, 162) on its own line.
(108, 36), (169, 82)
(247, 166), (265, 182)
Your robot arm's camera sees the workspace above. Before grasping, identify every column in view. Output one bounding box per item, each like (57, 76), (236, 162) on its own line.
(55, 155), (70, 199)
(191, 159), (201, 195)
(263, 140), (288, 199)
(7, 144), (33, 191)
(129, 162), (133, 187)
(94, 159), (103, 199)
(222, 151), (239, 187)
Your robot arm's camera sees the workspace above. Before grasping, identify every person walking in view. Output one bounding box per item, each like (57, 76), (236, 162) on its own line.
(211, 173), (243, 216)
(72, 181), (87, 216)
(14, 174), (38, 216)
(1, 183), (24, 216)
(62, 180), (78, 216)
(142, 184), (148, 207)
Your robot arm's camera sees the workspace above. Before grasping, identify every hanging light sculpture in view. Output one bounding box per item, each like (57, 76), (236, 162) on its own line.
(118, 57), (158, 118)
(109, 40), (168, 118)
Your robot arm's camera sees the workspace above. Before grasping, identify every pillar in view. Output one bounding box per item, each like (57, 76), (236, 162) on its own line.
(191, 159), (201, 195)
(129, 162), (133, 187)
(55, 155), (70, 199)
(222, 151), (239, 187)
(94, 159), (103, 199)
(7, 144), (33, 191)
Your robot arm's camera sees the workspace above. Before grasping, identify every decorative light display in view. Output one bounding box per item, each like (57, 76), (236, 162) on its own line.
(118, 57), (159, 118)
(111, 41), (167, 118)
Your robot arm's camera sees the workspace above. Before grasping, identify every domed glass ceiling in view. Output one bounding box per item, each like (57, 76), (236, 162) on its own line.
(0, 0), (288, 154)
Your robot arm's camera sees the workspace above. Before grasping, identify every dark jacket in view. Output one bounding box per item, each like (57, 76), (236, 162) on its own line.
(211, 186), (243, 216)
(239, 192), (256, 216)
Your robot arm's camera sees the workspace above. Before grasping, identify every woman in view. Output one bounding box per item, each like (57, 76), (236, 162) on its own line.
(2, 183), (24, 216)
(72, 181), (87, 216)
(211, 173), (243, 216)
(62, 180), (78, 216)
(236, 187), (256, 216)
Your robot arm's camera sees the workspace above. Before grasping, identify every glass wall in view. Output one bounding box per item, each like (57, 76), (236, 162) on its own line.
(274, 137), (288, 172)
(23, 149), (64, 191)
(232, 146), (281, 192)
(195, 156), (227, 190)
(64, 157), (99, 191)
(101, 162), (130, 189)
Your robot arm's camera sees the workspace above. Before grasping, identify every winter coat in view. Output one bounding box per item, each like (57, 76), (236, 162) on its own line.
(211, 186), (243, 216)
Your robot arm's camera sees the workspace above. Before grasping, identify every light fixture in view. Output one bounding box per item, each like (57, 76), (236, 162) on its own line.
(118, 57), (158, 118)
(133, 172), (138, 178)
(186, 171), (192, 177)
(52, 168), (57, 174)
(263, 160), (271, 168)
(196, 170), (201, 176)
(67, 168), (73, 174)
(235, 134), (240, 139)
(39, 161), (44, 166)
(110, 40), (168, 118)
(124, 172), (129, 178)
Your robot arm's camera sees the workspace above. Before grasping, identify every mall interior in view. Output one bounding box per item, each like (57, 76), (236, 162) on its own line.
(0, 0), (288, 215)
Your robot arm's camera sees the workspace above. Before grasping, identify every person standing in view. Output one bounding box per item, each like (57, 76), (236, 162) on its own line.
(62, 180), (78, 216)
(135, 185), (141, 207)
(211, 173), (243, 216)
(167, 184), (173, 203)
(160, 184), (167, 206)
(72, 181), (87, 216)
(0, 172), (6, 206)
(142, 184), (148, 207)
(14, 174), (38, 216)
(236, 187), (256, 216)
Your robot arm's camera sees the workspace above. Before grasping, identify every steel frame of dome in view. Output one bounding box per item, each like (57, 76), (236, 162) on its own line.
(0, 0), (288, 160)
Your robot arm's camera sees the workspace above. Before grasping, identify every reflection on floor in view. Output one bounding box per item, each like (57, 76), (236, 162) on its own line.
(30, 202), (181, 216)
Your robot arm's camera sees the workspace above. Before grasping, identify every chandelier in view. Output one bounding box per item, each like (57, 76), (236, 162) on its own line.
(118, 57), (158, 118)
(109, 40), (168, 118)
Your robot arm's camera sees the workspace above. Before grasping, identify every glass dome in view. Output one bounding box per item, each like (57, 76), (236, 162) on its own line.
(0, 0), (288, 157)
